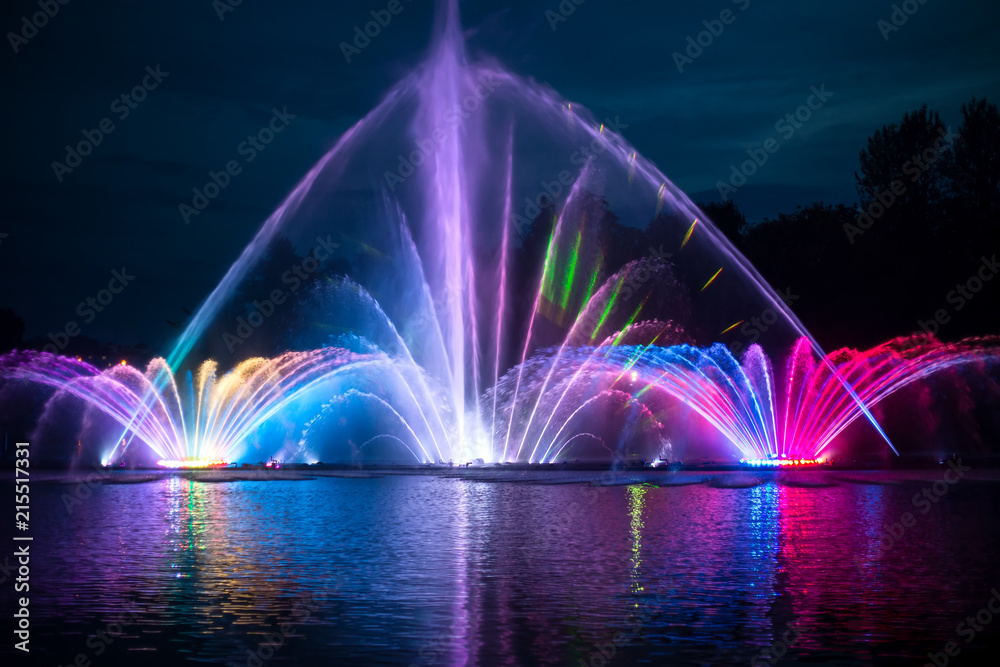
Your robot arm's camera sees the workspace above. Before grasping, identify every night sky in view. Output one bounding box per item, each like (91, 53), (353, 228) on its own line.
(2, 0), (998, 352)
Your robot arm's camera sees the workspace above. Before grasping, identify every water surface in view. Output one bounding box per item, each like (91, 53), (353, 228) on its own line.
(11, 469), (1000, 665)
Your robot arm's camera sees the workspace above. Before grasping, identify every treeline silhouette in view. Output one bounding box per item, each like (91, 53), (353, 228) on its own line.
(730, 98), (1000, 349)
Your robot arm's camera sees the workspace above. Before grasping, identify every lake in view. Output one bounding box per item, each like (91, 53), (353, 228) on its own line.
(9, 467), (1000, 666)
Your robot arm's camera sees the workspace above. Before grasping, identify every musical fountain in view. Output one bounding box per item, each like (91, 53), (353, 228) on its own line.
(1, 0), (998, 468)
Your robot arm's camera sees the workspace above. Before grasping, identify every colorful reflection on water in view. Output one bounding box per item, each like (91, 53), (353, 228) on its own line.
(22, 471), (1000, 665)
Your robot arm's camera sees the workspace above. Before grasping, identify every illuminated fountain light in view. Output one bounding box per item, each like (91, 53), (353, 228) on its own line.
(0, 348), (459, 464)
(494, 334), (1000, 464)
(3, 333), (999, 465)
(156, 459), (230, 469)
(739, 458), (823, 467)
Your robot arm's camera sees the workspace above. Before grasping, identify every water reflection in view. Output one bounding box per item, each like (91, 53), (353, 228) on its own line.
(628, 484), (645, 594)
(26, 472), (1000, 665)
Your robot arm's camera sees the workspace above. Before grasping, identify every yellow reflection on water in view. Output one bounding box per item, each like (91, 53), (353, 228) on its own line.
(628, 484), (646, 597)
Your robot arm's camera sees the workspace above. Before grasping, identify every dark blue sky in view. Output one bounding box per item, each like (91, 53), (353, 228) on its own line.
(2, 0), (998, 351)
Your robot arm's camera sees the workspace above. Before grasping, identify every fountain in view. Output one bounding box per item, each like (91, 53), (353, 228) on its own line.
(3, 331), (998, 466)
(492, 334), (1000, 464)
(1, 0), (998, 467)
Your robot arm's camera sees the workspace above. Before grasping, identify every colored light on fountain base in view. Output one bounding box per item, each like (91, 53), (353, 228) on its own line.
(156, 459), (230, 469)
(740, 458), (823, 467)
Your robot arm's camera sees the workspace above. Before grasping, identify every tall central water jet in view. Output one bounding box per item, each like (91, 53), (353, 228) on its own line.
(420, 0), (475, 454)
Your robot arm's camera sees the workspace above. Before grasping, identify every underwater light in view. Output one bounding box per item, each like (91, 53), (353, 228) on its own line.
(739, 458), (822, 467)
(156, 459), (229, 469)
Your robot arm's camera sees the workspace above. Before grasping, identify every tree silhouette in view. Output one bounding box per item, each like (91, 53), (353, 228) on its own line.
(700, 200), (747, 241)
(855, 104), (951, 229)
(950, 98), (1000, 217)
(944, 98), (1000, 265)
